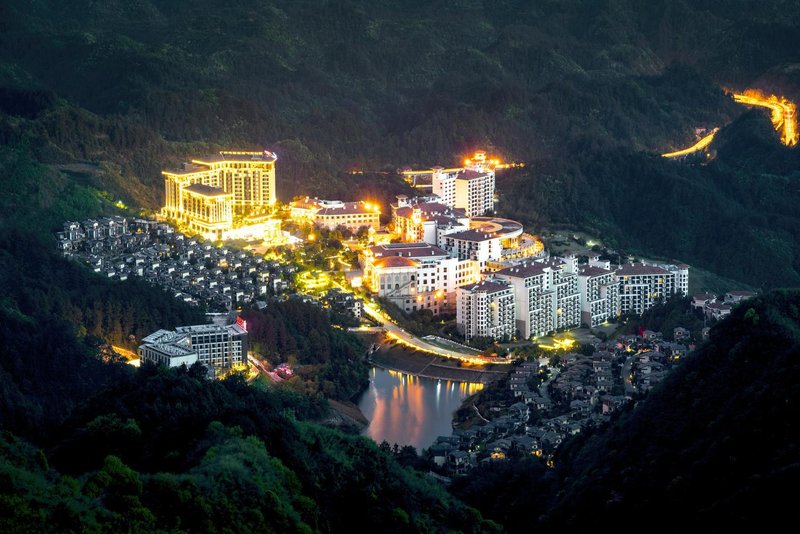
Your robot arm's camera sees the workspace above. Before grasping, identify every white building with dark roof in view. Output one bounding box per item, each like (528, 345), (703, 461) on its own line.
(494, 262), (556, 339)
(456, 279), (516, 341)
(615, 263), (679, 316)
(362, 242), (480, 313)
(454, 168), (495, 217)
(139, 322), (248, 369)
(540, 258), (582, 331)
(289, 197), (380, 232)
(441, 216), (527, 268)
(577, 265), (619, 327)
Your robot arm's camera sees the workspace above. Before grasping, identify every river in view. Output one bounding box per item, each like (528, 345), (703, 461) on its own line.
(357, 367), (483, 450)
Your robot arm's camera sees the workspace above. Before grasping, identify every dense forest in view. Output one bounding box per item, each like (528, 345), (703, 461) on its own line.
(241, 301), (370, 400)
(452, 289), (800, 532)
(0, 231), (496, 533)
(1, 0), (799, 286)
(0, 365), (499, 533)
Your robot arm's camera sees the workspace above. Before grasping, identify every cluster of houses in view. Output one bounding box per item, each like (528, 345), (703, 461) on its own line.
(57, 217), (297, 311)
(321, 287), (364, 320)
(692, 291), (756, 321)
(425, 325), (703, 475)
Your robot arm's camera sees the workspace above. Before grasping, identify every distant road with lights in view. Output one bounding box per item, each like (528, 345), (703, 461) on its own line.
(661, 90), (798, 158)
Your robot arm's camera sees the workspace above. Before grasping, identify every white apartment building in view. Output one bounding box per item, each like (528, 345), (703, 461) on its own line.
(363, 242), (480, 314)
(539, 258), (582, 330)
(456, 279), (516, 341)
(139, 323), (248, 369)
(494, 262), (557, 339)
(492, 258), (582, 338)
(431, 167), (457, 207)
(454, 169), (495, 217)
(664, 263), (690, 296)
(577, 265), (620, 327)
(615, 263), (677, 316)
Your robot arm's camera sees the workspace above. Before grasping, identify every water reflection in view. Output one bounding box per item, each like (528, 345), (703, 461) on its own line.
(358, 367), (483, 450)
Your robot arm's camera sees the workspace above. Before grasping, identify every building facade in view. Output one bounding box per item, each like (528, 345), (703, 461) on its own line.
(162, 150), (277, 237)
(539, 259), (581, 331)
(290, 197), (380, 233)
(456, 279), (516, 341)
(181, 184), (234, 239)
(431, 167), (457, 207)
(139, 322), (248, 369)
(615, 263), (678, 316)
(577, 265), (620, 327)
(362, 242), (480, 314)
(391, 196), (468, 245)
(495, 262), (556, 339)
(454, 168), (495, 217)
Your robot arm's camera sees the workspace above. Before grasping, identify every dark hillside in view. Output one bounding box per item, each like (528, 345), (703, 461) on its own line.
(453, 289), (800, 532)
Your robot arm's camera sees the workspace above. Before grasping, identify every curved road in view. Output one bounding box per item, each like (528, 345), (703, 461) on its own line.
(361, 300), (509, 364)
(662, 90), (798, 158)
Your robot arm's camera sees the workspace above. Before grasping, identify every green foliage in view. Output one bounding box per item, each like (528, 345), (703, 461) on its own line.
(0, 361), (497, 533)
(625, 295), (705, 340)
(0, 228), (205, 438)
(242, 300), (369, 400)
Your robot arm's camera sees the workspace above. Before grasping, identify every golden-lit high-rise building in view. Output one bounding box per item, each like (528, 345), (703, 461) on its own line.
(181, 184), (234, 240)
(162, 150), (277, 238)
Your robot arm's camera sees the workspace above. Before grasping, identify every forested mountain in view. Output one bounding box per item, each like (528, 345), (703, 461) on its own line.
(0, 233), (497, 533)
(1, 2), (800, 531)
(2, 0), (799, 285)
(452, 289), (800, 532)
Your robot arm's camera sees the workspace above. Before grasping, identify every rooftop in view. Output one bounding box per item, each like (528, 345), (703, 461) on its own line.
(193, 150), (277, 164)
(318, 202), (377, 216)
(460, 279), (511, 294)
(615, 263), (671, 276)
(579, 265), (613, 277)
(370, 242), (449, 258)
(495, 262), (549, 278)
(456, 169), (493, 181)
(184, 184), (230, 197)
(445, 229), (499, 242)
(372, 256), (420, 269)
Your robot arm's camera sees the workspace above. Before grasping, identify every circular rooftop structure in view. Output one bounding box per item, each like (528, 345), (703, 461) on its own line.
(469, 216), (524, 240)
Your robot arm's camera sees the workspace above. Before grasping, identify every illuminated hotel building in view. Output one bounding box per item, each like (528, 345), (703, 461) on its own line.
(162, 150), (277, 237)
(391, 196), (469, 245)
(181, 184), (233, 239)
(289, 197), (380, 232)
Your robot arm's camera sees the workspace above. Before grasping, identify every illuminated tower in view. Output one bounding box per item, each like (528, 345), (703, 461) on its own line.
(163, 149), (277, 218)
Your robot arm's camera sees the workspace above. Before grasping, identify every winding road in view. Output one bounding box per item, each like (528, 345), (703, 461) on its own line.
(662, 89), (798, 158)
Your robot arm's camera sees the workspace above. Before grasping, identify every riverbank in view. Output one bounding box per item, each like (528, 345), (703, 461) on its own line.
(369, 344), (508, 384)
(323, 399), (370, 433)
